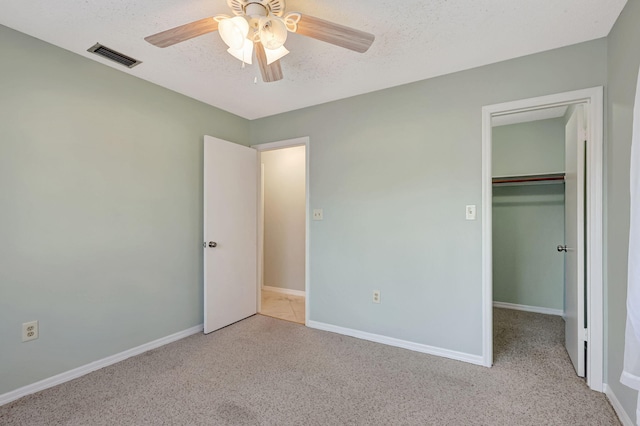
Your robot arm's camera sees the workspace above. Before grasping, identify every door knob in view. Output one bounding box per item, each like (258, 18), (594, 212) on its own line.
(208, 241), (217, 248)
(557, 245), (568, 252)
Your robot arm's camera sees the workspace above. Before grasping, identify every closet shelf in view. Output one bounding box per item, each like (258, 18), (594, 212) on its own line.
(492, 172), (565, 186)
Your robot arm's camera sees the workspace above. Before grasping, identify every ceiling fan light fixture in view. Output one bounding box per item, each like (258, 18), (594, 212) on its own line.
(264, 45), (289, 65)
(219, 16), (250, 49)
(227, 37), (254, 64)
(258, 16), (287, 50)
(145, 0), (376, 83)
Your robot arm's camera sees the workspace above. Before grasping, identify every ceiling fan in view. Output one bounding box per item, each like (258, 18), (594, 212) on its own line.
(144, 0), (375, 83)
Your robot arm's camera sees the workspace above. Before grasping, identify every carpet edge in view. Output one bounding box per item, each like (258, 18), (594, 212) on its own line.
(493, 301), (564, 317)
(0, 324), (204, 407)
(307, 320), (484, 366)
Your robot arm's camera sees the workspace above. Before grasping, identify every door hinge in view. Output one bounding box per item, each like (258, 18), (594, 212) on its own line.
(582, 328), (589, 342)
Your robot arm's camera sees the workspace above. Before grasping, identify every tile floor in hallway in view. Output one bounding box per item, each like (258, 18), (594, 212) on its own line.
(260, 289), (305, 324)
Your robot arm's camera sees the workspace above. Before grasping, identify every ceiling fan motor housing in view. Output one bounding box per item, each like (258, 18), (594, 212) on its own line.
(228, 0), (285, 20)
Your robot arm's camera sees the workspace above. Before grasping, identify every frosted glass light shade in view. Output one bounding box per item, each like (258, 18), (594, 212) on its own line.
(219, 16), (250, 50)
(264, 45), (289, 65)
(258, 17), (287, 50)
(227, 37), (254, 64)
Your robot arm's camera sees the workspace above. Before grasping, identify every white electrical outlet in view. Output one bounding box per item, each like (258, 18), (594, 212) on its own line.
(373, 290), (381, 304)
(22, 321), (38, 342)
(313, 209), (323, 220)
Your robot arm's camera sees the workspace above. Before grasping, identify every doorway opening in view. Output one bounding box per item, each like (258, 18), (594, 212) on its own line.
(481, 88), (604, 392)
(491, 106), (584, 380)
(254, 138), (310, 325)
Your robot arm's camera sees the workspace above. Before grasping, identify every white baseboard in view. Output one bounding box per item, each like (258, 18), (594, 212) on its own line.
(493, 301), (564, 317)
(262, 285), (306, 297)
(307, 320), (484, 366)
(604, 384), (635, 426)
(0, 324), (203, 407)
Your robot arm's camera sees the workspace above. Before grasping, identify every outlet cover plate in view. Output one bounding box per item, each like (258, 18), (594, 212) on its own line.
(22, 320), (38, 342)
(313, 209), (323, 220)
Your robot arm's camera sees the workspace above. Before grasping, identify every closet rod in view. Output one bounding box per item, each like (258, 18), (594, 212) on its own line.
(492, 176), (565, 184)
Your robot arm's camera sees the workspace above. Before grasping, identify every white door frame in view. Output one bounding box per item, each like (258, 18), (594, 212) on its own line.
(481, 87), (604, 391)
(252, 137), (310, 325)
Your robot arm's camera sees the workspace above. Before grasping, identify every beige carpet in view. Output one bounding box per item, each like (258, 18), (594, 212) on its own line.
(0, 309), (620, 425)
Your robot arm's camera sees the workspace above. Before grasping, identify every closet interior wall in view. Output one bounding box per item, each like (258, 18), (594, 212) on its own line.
(492, 117), (566, 312)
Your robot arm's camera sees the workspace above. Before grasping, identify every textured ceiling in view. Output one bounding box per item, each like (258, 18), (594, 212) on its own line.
(0, 0), (627, 119)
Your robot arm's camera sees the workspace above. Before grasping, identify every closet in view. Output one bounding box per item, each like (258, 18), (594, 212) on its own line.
(486, 95), (596, 381)
(492, 114), (567, 315)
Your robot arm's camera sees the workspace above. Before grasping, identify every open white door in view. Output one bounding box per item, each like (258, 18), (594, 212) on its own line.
(204, 136), (257, 334)
(564, 105), (586, 377)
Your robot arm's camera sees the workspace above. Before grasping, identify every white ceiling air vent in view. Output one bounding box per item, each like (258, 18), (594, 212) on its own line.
(87, 43), (142, 68)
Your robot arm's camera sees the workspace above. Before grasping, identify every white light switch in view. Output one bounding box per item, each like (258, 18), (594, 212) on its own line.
(313, 209), (323, 220)
(466, 205), (476, 220)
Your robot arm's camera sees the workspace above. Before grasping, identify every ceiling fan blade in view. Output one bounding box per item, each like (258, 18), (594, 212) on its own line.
(145, 17), (219, 48)
(255, 42), (284, 83)
(295, 14), (375, 53)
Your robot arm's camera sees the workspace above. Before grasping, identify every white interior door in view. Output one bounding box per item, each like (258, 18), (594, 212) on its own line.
(204, 136), (257, 334)
(564, 105), (586, 377)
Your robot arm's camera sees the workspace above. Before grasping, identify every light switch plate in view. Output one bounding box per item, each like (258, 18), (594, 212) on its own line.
(313, 209), (323, 220)
(466, 205), (476, 220)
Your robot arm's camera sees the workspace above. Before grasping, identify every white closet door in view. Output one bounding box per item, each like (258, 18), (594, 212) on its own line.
(564, 105), (586, 377)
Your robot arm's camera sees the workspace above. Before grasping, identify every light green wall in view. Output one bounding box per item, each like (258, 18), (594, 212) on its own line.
(250, 40), (607, 355)
(492, 118), (565, 176)
(492, 119), (565, 310)
(492, 186), (565, 309)
(0, 25), (249, 394)
(606, 0), (640, 421)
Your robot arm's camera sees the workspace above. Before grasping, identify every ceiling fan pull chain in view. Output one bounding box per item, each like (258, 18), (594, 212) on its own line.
(283, 12), (301, 32)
